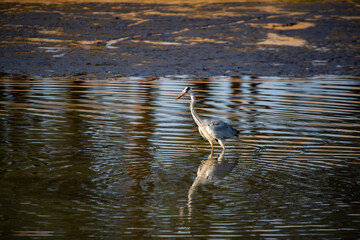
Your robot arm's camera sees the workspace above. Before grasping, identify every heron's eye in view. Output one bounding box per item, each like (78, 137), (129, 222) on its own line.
(185, 87), (190, 92)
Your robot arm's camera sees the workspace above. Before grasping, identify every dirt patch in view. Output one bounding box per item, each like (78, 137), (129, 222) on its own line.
(0, 0), (359, 78)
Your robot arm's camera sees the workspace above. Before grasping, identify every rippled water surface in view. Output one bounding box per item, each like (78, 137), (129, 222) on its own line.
(0, 75), (359, 239)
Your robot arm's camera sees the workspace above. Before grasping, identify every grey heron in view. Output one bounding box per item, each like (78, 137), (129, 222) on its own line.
(176, 86), (239, 153)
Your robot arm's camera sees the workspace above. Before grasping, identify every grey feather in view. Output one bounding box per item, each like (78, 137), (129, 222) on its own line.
(176, 86), (239, 152)
(202, 119), (239, 140)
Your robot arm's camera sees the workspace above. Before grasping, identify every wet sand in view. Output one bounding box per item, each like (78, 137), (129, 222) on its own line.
(0, 0), (359, 78)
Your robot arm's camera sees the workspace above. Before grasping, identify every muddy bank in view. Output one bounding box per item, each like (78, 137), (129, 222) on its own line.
(0, 0), (359, 78)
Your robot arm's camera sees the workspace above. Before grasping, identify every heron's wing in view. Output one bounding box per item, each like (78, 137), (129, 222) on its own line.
(203, 119), (239, 139)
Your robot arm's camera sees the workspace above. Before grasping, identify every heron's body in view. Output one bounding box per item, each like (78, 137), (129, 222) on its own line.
(176, 87), (239, 153)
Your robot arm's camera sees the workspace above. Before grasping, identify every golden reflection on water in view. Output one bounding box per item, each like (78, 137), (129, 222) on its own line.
(1, 75), (360, 238)
(2, 74), (358, 160)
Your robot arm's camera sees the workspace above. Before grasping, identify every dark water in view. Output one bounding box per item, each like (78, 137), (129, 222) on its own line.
(0, 75), (359, 239)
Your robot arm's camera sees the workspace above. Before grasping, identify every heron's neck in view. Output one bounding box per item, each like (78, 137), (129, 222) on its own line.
(189, 91), (202, 127)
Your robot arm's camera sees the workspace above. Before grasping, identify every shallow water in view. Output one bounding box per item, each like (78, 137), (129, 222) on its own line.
(0, 75), (359, 239)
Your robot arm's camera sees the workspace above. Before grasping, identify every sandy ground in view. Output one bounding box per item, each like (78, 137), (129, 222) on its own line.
(0, 0), (359, 78)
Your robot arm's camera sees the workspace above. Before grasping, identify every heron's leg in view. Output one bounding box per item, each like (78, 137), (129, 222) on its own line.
(218, 149), (225, 162)
(209, 140), (214, 154)
(218, 139), (226, 151)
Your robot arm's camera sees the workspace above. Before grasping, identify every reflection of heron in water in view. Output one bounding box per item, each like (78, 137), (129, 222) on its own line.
(176, 87), (239, 154)
(187, 150), (238, 215)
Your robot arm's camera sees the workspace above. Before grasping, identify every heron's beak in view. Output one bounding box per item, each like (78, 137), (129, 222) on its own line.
(175, 91), (186, 100)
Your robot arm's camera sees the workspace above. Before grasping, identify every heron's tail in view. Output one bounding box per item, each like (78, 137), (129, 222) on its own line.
(234, 128), (240, 137)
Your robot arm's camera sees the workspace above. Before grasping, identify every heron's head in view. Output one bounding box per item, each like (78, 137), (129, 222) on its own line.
(175, 86), (191, 100)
